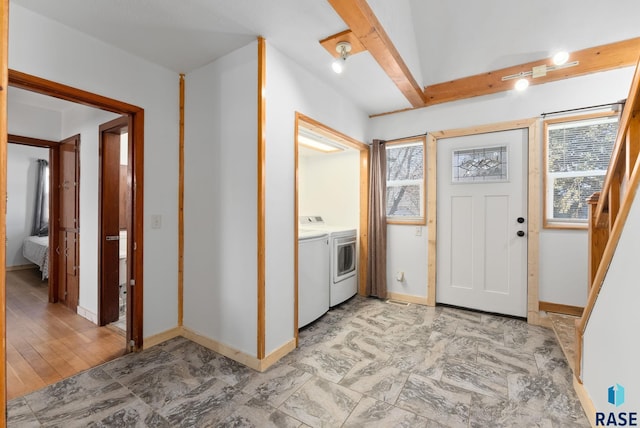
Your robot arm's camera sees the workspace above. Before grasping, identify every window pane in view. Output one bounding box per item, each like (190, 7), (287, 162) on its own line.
(387, 185), (421, 217)
(548, 121), (617, 173)
(385, 140), (425, 220)
(552, 175), (604, 220)
(386, 144), (423, 181)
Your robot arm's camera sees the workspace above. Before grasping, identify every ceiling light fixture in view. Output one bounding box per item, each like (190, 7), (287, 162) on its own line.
(502, 53), (579, 90)
(553, 51), (570, 66)
(332, 41), (352, 74)
(515, 78), (530, 91)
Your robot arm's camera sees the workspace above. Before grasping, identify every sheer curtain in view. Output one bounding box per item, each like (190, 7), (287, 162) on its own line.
(32, 159), (49, 236)
(366, 139), (387, 298)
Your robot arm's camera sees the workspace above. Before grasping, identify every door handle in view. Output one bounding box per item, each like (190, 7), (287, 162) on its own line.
(106, 235), (120, 241)
(517, 231), (525, 237)
(517, 217), (525, 223)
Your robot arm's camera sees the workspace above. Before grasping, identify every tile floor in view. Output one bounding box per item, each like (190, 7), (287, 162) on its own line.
(8, 296), (589, 427)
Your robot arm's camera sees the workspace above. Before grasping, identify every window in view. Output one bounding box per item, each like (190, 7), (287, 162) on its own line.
(385, 137), (425, 224)
(544, 113), (619, 228)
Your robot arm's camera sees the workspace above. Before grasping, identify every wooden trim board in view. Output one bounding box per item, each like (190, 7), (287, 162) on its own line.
(143, 327), (183, 349)
(1, 0), (8, 414)
(539, 301), (584, 317)
(327, 0), (426, 108)
(573, 376), (597, 427)
(386, 292), (429, 306)
(178, 74), (185, 327)
(427, 118), (541, 323)
(257, 37), (266, 360)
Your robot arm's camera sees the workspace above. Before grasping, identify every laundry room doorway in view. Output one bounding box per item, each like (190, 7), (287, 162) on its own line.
(293, 113), (369, 341)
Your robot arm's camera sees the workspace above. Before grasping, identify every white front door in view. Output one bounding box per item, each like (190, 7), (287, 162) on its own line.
(437, 129), (528, 317)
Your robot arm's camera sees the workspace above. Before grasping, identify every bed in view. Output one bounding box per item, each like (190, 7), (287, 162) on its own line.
(23, 235), (49, 280)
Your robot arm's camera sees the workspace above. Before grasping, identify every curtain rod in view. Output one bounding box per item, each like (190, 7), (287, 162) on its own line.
(541, 100), (626, 118)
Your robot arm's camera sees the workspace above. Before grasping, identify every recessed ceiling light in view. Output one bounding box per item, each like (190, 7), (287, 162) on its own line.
(515, 78), (529, 91)
(553, 51), (570, 66)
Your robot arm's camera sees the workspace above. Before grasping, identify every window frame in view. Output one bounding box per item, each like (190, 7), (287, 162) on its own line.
(385, 136), (426, 225)
(543, 111), (619, 229)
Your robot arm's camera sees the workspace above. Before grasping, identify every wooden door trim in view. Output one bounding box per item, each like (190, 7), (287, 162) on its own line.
(8, 70), (145, 351)
(427, 118), (541, 324)
(98, 116), (129, 326)
(7, 135), (59, 302)
(293, 112), (369, 345)
(1, 0), (8, 414)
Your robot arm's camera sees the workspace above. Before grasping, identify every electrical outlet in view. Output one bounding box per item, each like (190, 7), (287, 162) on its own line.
(415, 226), (422, 236)
(151, 214), (162, 229)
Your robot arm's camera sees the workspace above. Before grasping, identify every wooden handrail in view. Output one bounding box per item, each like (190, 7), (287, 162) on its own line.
(576, 55), (640, 381)
(595, 56), (640, 225)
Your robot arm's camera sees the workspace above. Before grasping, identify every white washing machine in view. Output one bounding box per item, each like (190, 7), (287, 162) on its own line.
(299, 216), (358, 307)
(298, 230), (330, 328)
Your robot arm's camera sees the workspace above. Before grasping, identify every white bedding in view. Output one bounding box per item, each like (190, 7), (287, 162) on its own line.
(23, 235), (49, 280)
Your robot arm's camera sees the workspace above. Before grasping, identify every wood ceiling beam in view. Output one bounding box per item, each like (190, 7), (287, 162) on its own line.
(327, 0), (427, 107)
(423, 37), (640, 107)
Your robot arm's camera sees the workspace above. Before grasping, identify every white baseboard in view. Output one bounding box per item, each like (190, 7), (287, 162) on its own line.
(76, 306), (98, 324)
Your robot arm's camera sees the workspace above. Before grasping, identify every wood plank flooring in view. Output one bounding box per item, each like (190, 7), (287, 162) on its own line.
(6, 268), (125, 400)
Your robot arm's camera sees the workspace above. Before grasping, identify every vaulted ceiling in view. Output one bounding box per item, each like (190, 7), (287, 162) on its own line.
(10, 0), (640, 115)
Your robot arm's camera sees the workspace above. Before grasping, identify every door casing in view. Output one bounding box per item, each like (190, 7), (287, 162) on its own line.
(7, 70), (145, 352)
(426, 118), (542, 324)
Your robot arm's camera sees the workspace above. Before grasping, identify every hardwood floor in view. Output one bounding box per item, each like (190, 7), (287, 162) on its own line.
(6, 268), (125, 400)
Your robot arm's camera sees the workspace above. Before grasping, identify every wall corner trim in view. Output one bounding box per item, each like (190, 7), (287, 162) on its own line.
(573, 376), (597, 427)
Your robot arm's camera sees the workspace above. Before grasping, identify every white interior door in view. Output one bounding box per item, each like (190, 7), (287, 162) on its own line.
(437, 129), (528, 317)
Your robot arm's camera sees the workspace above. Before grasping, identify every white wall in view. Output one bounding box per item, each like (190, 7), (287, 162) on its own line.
(387, 224), (427, 297)
(8, 101), (61, 140)
(61, 105), (120, 319)
(299, 150), (360, 228)
(369, 68), (635, 307)
(6, 144), (49, 267)
(264, 42), (368, 355)
(10, 4), (180, 337)
(583, 181), (640, 412)
(183, 42), (258, 357)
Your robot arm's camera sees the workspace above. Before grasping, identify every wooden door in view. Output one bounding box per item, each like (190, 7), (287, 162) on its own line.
(99, 117), (127, 326)
(58, 135), (80, 311)
(437, 130), (528, 317)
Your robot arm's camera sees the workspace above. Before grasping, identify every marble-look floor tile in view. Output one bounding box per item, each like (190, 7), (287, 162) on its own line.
(241, 364), (312, 407)
(469, 392), (589, 428)
(101, 346), (176, 380)
(504, 326), (558, 354)
(440, 307), (483, 323)
(26, 375), (139, 426)
(534, 348), (574, 387)
(84, 399), (170, 428)
(214, 397), (302, 428)
(280, 377), (362, 428)
(325, 328), (391, 362)
(441, 359), (509, 398)
(340, 359), (409, 403)
(159, 378), (251, 427)
(477, 344), (538, 375)
(507, 373), (587, 424)
(455, 322), (505, 346)
(396, 374), (471, 427)
(7, 397), (40, 427)
(292, 347), (359, 383)
(116, 359), (212, 409)
(343, 396), (429, 428)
